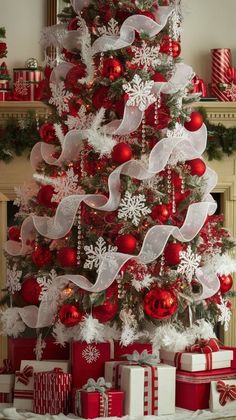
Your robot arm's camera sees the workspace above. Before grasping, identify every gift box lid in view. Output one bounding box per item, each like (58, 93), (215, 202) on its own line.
(161, 349), (233, 371)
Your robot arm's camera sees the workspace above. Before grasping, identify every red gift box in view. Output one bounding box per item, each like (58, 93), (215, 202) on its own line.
(72, 388), (124, 418)
(71, 341), (112, 388)
(33, 369), (72, 415)
(176, 367), (236, 411)
(13, 68), (43, 101)
(114, 341), (152, 360)
(0, 89), (11, 101)
(8, 337), (69, 372)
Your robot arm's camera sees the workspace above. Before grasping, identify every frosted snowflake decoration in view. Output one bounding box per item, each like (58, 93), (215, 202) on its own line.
(37, 269), (58, 301)
(177, 245), (201, 282)
(98, 18), (120, 36)
(15, 78), (29, 96)
(42, 55), (57, 69)
(6, 264), (22, 294)
(14, 182), (38, 210)
(66, 105), (93, 130)
(166, 123), (186, 139)
(131, 41), (161, 70)
(49, 81), (73, 116)
(217, 297), (231, 331)
(170, 9), (182, 40)
(118, 191), (151, 226)
(52, 168), (84, 202)
(123, 74), (155, 111)
(225, 83), (236, 101)
(82, 345), (101, 364)
(131, 274), (154, 292)
(84, 237), (117, 272)
(34, 333), (46, 360)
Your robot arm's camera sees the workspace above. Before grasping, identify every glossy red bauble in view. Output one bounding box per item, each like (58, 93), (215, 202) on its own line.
(93, 300), (118, 322)
(160, 36), (181, 58)
(8, 226), (21, 241)
(144, 287), (178, 319)
(151, 204), (170, 223)
(186, 158), (206, 176)
(164, 242), (183, 266)
(58, 247), (77, 267)
(39, 123), (56, 144)
(92, 86), (112, 109)
(116, 234), (137, 254)
(21, 276), (42, 305)
(37, 185), (57, 208)
(58, 304), (83, 327)
(65, 63), (86, 93)
(112, 142), (132, 164)
(68, 17), (80, 30)
(152, 72), (167, 83)
(32, 246), (53, 268)
(184, 111), (203, 132)
(145, 103), (171, 129)
(218, 274), (233, 294)
(102, 58), (123, 80)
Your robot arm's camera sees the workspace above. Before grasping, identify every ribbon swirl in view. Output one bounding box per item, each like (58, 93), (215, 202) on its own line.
(16, 365), (33, 386)
(217, 380), (236, 406)
(186, 338), (220, 354)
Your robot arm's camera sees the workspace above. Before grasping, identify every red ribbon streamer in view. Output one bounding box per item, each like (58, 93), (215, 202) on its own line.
(16, 365), (33, 385)
(217, 380), (236, 406)
(0, 359), (13, 374)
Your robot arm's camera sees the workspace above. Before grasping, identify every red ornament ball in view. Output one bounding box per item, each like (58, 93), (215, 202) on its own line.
(160, 36), (181, 58)
(218, 274), (233, 294)
(144, 287), (178, 319)
(37, 185), (57, 208)
(8, 226), (21, 241)
(39, 123), (56, 144)
(151, 204), (170, 223)
(186, 158), (206, 176)
(67, 17), (80, 30)
(58, 247), (77, 267)
(92, 86), (112, 109)
(21, 276), (42, 305)
(58, 304), (83, 327)
(32, 246), (53, 268)
(112, 142), (132, 164)
(184, 111), (203, 132)
(138, 10), (156, 20)
(102, 58), (123, 80)
(116, 234), (137, 254)
(152, 72), (167, 83)
(65, 63), (86, 93)
(164, 242), (183, 266)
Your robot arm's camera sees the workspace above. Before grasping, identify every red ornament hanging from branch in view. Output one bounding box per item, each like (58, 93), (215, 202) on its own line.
(144, 287), (178, 319)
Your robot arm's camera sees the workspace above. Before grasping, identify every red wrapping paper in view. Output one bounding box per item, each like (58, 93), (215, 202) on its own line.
(0, 89), (11, 101)
(211, 48), (232, 84)
(71, 388), (124, 418)
(8, 337), (69, 372)
(176, 367), (236, 411)
(71, 341), (112, 388)
(33, 370), (72, 415)
(210, 83), (232, 102)
(13, 68), (43, 101)
(114, 342), (152, 360)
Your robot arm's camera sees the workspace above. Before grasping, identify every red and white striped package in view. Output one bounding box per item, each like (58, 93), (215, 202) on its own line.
(13, 68), (43, 101)
(211, 48), (232, 84)
(33, 369), (72, 415)
(0, 89), (11, 101)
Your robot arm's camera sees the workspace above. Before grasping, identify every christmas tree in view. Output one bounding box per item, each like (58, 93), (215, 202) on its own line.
(2, 0), (236, 354)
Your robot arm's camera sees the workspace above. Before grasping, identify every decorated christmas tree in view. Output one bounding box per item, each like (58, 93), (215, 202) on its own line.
(2, 0), (236, 357)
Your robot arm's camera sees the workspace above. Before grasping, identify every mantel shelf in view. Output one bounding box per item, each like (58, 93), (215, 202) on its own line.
(0, 101), (50, 126)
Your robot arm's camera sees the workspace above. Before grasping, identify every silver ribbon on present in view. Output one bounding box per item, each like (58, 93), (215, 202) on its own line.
(123, 349), (160, 366)
(77, 377), (112, 417)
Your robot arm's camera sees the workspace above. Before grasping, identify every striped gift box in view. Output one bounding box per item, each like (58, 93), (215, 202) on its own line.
(13, 68), (43, 101)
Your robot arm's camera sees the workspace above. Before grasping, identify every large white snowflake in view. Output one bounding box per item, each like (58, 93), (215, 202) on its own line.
(131, 274), (154, 292)
(52, 168), (84, 202)
(37, 269), (58, 302)
(166, 123), (186, 139)
(131, 41), (161, 70)
(123, 74), (155, 111)
(177, 245), (201, 282)
(49, 81), (73, 116)
(34, 333), (46, 360)
(98, 18), (120, 36)
(217, 297), (231, 331)
(66, 105), (94, 130)
(14, 182), (38, 210)
(84, 237), (117, 272)
(82, 345), (101, 364)
(118, 191), (151, 226)
(225, 82), (236, 101)
(6, 264), (22, 293)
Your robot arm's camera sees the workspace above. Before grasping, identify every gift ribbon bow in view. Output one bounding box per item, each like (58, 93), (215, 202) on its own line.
(0, 359), (13, 374)
(186, 338), (220, 354)
(123, 350), (159, 366)
(217, 380), (236, 406)
(82, 377), (112, 394)
(16, 365), (33, 385)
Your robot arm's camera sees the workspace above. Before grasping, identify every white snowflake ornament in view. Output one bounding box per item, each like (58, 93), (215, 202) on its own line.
(51, 168), (84, 202)
(98, 18), (120, 36)
(66, 105), (94, 130)
(82, 345), (101, 364)
(131, 41), (161, 70)
(123, 74), (155, 111)
(6, 264), (22, 293)
(84, 237), (117, 272)
(217, 297), (231, 331)
(225, 82), (236, 101)
(37, 269), (58, 301)
(14, 182), (39, 211)
(34, 334), (46, 360)
(177, 245), (201, 282)
(118, 191), (151, 226)
(49, 81), (73, 116)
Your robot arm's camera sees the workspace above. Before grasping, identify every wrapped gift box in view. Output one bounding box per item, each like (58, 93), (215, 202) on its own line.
(114, 341), (152, 360)
(13, 360), (69, 411)
(105, 360), (134, 388)
(13, 68), (43, 101)
(222, 346), (236, 368)
(0, 374), (14, 404)
(209, 379), (236, 412)
(71, 341), (112, 388)
(8, 337), (69, 371)
(176, 367), (236, 411)
(71, 388), (125, 418)
(120, 364), (175, 416)
(0, 89), (11, 101)
(33, 370), (72, 414)
(160, 348), (233, 372)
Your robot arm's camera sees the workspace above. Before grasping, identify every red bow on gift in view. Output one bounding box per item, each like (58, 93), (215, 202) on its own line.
(217, 380), (236, 406)
(16, 365), (33, 385)
(0, 359), (13, 374)
(226, 67), (236, 84)
(186, 338), (220, 354)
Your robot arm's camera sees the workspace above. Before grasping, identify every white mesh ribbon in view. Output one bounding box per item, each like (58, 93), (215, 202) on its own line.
(70, 0), (91, 14)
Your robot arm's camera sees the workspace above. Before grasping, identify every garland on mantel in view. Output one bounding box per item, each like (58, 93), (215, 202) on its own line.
(0, 108), (236, 163)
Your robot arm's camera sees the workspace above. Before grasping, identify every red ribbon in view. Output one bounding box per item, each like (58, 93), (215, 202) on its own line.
(16, 365), (33, 385)
(226, 67), (236, 84)
(0, 359), (13, 374)
(217, 380), (236, 406)
(192, 75), (207, 97)
(174, 338), (220, 371)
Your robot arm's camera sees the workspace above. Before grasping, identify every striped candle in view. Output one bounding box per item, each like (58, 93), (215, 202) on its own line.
(211, 48), (232, 84)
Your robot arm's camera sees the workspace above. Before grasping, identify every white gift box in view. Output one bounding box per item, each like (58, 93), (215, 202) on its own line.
(105, 360), (134, 388)
(210, 379), (236, 412)
(160, 349), (233, 372)
(0, 374), (14, 406)
(120, 364), (175, 416)
(13, 360), (69, 411)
